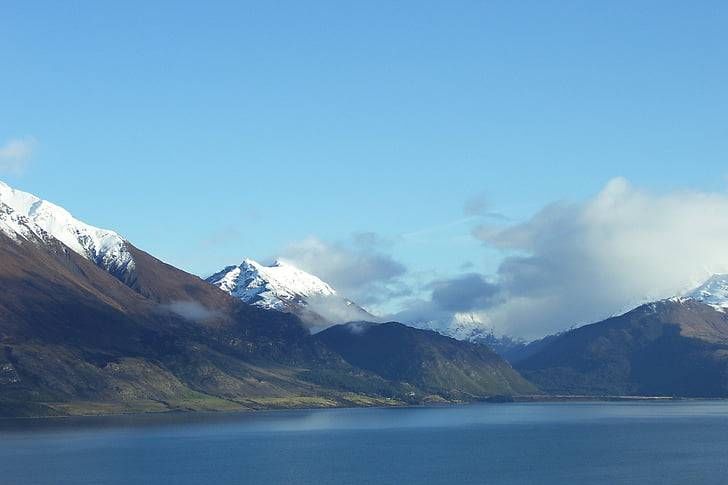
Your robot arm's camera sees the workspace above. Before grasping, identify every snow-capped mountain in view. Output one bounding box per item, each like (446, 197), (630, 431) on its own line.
(684, 274), (728, 310)
(0, 180), (134, 278)
(210, 259), (336, 310)
(207, 259), (374, 327)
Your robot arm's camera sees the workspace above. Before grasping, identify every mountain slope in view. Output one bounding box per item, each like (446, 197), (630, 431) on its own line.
(207, 259), (374, 327)
(514, 298), (728, 397)
(0, 182), (263, 327)
(316, 322), (536, 399)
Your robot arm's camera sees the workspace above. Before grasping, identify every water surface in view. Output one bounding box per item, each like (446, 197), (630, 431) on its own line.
(2, 401), (728, 484)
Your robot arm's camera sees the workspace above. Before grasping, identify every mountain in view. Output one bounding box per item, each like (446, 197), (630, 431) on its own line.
(0, 181), (536, 416)
(316, 322), (536, 399)
(207, 259), (374, 328)
(513, 296), (728, 397)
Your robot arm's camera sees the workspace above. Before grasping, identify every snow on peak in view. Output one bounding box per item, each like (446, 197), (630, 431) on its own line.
(207, 258), (373, 326)
(0, 180), (134, 275)
(207, 258), (337, 311)
(685, 274), (728, 310)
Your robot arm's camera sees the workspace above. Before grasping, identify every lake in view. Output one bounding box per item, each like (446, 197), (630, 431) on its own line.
(2, 401), (728, 484)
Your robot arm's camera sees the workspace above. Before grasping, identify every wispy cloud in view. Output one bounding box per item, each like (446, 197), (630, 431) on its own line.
(0, 137), (36, 174)
(463, 192), (509, 221)
(399, 216), (478, 242)
(398, 192), (509, 245)
(198, 225), (242, 249)
(160, 300), (222, 322)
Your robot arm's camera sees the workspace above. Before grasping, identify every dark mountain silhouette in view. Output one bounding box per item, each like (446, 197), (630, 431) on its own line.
(316, 322), (536, 399)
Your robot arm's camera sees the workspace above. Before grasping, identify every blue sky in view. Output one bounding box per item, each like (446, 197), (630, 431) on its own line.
(3, 2), (728, 335)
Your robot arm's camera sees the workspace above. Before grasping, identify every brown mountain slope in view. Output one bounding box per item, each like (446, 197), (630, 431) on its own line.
(122, 243), (237, 314)
(0, 231), (394, 416)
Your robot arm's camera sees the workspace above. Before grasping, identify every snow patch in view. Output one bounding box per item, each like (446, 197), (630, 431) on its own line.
(684, 274), (728, 311)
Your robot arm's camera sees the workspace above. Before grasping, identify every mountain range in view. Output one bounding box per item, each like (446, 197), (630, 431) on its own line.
(5, 179), (728, 417)
(204, 239), (728, 399)
(0, 181), (530, 417)
(206, 258), (522, 348)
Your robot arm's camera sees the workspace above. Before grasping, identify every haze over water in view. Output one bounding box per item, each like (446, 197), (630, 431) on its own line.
(2, 401), (728, 484)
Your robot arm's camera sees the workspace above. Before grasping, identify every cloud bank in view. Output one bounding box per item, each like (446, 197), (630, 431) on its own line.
(402, 178), (728, 340)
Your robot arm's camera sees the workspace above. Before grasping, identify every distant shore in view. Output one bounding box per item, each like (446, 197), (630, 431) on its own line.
(4, 394), (727, 420)
(495, 394), (683, 403)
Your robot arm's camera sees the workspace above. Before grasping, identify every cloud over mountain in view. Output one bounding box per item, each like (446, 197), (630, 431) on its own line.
(280, 235), (407, 306)
(430, 273), (500, 312)
(402, 178), (728, 340)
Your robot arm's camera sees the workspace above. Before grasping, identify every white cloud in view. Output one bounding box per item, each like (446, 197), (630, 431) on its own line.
(280, 235), (407, 307)
(402, 178), (728, 340)
(0, 137), (36, 174)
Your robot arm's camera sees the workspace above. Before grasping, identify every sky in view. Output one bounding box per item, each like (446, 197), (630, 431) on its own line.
(3, 1), (728, 339)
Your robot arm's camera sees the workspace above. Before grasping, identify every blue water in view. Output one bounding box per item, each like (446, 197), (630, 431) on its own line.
(2, 401), (728, 484)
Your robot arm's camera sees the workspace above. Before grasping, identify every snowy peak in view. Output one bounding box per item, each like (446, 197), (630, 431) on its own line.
(685, 274), (728, 310)
(207, 258), (337, 311)
(207, 258), (373, 327)
(0, 180), (134, 277)
(241, 258), (337, 302)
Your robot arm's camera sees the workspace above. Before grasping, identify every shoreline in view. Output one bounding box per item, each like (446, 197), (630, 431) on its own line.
(2, 394), (726, 421)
